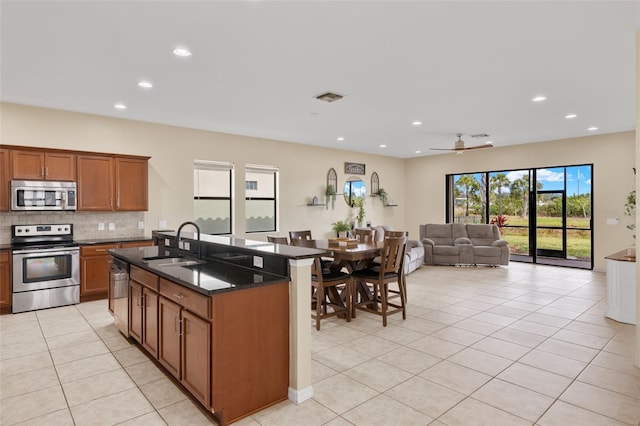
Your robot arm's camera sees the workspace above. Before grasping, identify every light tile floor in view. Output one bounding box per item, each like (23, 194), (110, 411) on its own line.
(1, 263), (639, 425)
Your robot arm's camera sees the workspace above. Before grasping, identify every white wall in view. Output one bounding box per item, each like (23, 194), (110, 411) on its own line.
(405, 131), (635, 271)
(0, 102), (406, 242)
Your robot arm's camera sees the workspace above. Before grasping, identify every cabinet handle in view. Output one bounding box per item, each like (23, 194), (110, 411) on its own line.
(110, 198), (113, 208)
(117, 196), (120, 208)
(95, 249), (106, 252)
(41, 166), (45, 177)
(173, 293), (185, 299)
(45, 166), (49, 177)
(178, 319), (184, 336)
(136, 293), (141, 307)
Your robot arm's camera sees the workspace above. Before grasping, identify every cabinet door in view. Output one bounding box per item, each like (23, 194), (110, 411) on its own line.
(0, 149), (9, 211)
(11, 150), (44, 179)
(78, 155), (114, 211)
(80, 255), (111, 296)
(129, 280), (143, 343)
(142, 287), (159, 358)
(115, 157), (148, 211)
(44, 152), (76, 181)
(0, 251), (10, 309)
(158, 296), (181, 379)
(182, 311), (211, 407)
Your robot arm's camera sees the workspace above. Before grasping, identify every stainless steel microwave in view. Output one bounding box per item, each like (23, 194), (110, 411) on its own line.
(11, 180), (77, 211)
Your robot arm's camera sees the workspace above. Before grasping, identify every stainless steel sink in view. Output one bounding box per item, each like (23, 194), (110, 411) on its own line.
(143, 255), (184, 261)
(156, 258), (205, 267)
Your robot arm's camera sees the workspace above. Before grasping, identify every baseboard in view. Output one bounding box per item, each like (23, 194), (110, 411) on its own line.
(288, 385), (313, 404)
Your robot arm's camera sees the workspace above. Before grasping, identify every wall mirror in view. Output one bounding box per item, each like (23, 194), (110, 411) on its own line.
(371, 172), (379, 194)
(344, 176), (366, 206)
(327, 168), (337, 193)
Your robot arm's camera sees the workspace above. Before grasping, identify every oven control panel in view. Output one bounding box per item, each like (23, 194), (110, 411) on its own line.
(13, 224), (73, 237)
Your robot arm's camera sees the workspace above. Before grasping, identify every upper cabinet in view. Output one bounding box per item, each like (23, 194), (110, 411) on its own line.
(0, 149), (9, 211)
(11, 149), (76, 181)
(78, 154), (148, 211)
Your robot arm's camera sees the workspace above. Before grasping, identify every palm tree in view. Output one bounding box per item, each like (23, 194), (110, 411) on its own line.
(456, 174), (480, 217)
(490, 173), (510, 215)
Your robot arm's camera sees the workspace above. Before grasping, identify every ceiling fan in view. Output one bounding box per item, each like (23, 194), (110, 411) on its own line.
(430, 133), (493, 153)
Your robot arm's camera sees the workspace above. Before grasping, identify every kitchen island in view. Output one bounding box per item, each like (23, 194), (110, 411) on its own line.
(110, 232), (325, 425)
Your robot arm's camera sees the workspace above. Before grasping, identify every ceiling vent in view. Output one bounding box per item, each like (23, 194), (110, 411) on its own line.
(315, 92), (344, 103)
(470, 133), (490, 138)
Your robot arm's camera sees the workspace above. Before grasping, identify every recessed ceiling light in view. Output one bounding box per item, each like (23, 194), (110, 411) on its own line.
(565, 114), (577, 119)
(485, 141), (493, 145)
(114, 103), (127, 110)
(337, 137), (344, 141)
(412, 121), (422, 126)
(532, 96), (547, 102)
(138, 81), (153, 89)
(415, 150), (422, 154)
(588, 126), (599, 131)
(379, 144), (387, 148)
(173, 47), (192, 57)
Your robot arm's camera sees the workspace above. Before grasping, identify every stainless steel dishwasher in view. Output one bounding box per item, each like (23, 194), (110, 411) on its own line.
(110, 257), (130, 337)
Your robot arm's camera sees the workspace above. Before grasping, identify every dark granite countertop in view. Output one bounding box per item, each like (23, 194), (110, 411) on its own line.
(110, 245), (290, 296)
(75, 237), (153, 245)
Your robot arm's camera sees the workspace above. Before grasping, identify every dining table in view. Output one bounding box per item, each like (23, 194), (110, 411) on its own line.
(314, 239), (385, 316)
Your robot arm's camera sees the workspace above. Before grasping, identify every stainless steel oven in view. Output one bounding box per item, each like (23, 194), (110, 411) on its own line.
(11, 180), (77, 211)
(11, 224), (80, 313)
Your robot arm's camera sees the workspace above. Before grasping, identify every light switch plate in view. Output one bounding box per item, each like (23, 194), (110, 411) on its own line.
(138, 221), (144, 229)
(108, 223), (115, 231)
(98, 222), (105, 231)
(253, 256), (263, 268)
(159, 220), (167, 229)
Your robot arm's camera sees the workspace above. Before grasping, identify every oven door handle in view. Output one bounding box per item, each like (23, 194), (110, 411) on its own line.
(12, 247), (80, 256)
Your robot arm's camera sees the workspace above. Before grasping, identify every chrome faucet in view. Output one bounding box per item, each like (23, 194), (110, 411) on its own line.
(176, 221), (201, 257)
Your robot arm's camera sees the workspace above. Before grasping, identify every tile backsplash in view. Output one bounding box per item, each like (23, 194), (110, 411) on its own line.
(0, 211), (146, 244)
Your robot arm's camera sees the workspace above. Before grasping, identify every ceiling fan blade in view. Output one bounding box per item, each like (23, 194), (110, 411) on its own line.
(463, 143), (494, 150)
(429, 148), (457, 151)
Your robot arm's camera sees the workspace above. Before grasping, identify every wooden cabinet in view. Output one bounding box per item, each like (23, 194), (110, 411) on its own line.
(77, 155), (114, 211)
(158, 284), (211, 407)
(129, 265), (160, 356)
(80, 244), (118, 298)
(0, 149), (9, 211)
(115, 157), (148, 211)
(129, 280), (143, 342)
(10, 149), (76, 181)
(0, 250), (11, 310)
(78, 154), (148, 211)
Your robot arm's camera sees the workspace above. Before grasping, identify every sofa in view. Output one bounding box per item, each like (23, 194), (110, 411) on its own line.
(370, 225), (425, 274)
(419, 223), (509, 266)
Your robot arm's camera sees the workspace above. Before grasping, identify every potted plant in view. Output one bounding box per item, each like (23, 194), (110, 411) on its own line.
(331, 220), (351, 238)
(325, 184), (336, 209)
(625, 189), (636, 257)
(376, 188), (389, 206)
(352, 196), (366, 227)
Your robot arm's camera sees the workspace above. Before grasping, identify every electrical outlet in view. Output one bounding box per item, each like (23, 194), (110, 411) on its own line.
(253, 256), (263, 268)
(108, 223), (115, 231)
(183, 241), (190, 251)
(98, 222), (105, 231)
(138, 221), (144, 229)
(159, 220), (167, 229)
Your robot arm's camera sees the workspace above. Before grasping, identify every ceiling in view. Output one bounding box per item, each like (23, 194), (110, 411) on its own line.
(1, 1), (638, 158)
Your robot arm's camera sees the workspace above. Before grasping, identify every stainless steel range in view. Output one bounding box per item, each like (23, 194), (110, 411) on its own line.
(11, 224), (80, 313)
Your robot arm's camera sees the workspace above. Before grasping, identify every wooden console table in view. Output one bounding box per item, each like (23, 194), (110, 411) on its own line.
(605, 250), (637, 325)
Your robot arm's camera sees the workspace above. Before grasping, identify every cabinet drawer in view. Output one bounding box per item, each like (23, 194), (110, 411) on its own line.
(119, 240), (153, 249)
(130, 265), (159, 291)
(160, 278), (210, 320)
(80, 244), (118, 256)
(0, 250), (8, 263)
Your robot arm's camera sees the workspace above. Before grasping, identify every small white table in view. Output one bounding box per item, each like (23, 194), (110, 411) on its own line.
(605, 250), (637, 325)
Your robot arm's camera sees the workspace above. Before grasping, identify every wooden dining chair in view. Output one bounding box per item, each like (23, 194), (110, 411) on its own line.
(351, 235), (407, 326)
(374, 230), (408, 301)
(290, 238), (316, 248)
(310, 255), (352, 330)
(353, 228), (375, 243)
(289, 230), (313, 241)
(267, 235), (289, 245)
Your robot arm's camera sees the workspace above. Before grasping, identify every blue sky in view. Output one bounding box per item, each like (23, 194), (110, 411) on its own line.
(456, 165), (592, 196)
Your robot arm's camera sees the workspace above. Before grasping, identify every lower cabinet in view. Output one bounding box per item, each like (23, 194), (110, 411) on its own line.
(83, 240), (153, 303)
(0, 250), (11, 310)
(158, 285), (211, 407)
(81, 244), (118, 298)
(126, 264), (289, 424)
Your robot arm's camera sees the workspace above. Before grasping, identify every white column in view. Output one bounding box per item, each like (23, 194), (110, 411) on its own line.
(635, 31), (640, 368)
(287, 258), (314, 402)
